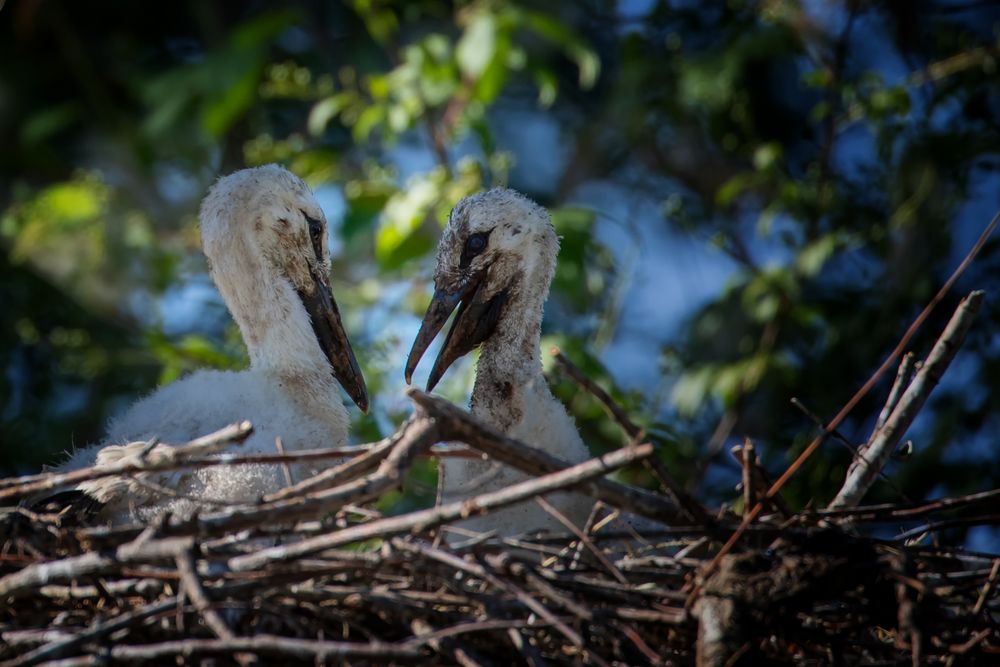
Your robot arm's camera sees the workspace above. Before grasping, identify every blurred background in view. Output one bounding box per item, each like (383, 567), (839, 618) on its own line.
(1, 0), (998, 545)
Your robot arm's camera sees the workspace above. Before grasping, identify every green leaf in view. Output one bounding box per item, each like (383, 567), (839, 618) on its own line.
(753, 142), (782, 171)
(532, 67), (558, 107)
(795, 234), (838, 277)
(456, 11), (497, 79)
(353, 105), (386, 142)
(375, 178), (440, 270)
(308, 93), (353, 135)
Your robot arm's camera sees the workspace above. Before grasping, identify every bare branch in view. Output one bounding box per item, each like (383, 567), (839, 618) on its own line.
(228, 443), (654, 571)
(829, 291), (983, 509)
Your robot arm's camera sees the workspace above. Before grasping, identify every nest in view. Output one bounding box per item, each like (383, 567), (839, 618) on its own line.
(1, 292), (999, 665)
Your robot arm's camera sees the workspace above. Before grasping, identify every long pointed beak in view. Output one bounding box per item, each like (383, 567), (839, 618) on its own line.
(405, 274), (508, 392)
(298, 273), (369, 413)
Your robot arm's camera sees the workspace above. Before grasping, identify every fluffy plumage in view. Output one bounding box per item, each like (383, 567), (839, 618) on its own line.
(408, 188), (593, 535)
(58, 165), (367, 521)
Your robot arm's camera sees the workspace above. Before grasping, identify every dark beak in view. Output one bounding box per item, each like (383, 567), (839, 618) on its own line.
(298, 272), (369, 412)
(405, 273), (508, 391)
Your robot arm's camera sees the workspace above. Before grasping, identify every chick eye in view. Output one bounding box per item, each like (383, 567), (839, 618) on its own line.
(465, 232), (488, 254)
(303, 212), (323, 243)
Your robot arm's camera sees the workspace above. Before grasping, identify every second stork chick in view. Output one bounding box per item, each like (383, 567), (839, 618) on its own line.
(405, 188), (593, 536)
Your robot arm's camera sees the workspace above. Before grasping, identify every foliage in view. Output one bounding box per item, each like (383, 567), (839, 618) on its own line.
(1, 0), (998, 543)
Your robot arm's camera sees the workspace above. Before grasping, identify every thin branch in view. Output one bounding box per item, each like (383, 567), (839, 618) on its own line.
(407, 390), (685, 525)
(830, 291), (983, 509)
(396, 539), (584, 648)
(228, 443), (654, 571)
(85, 636), (423, 662)
(875, 352), (917, 434)
(0, 422), (254, 501)
(175, 549), (234, 641)
(550, 348), (711, 525)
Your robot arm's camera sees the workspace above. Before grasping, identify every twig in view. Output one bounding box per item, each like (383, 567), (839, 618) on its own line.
(550, 348), (642, 439)
(972, 558), (1000, 615)
(535, 496), (628, 585)
(550, 348), (710, 525)
(3, 597), (180, 667)
(82, 636), (423, 662)
(0, 537), (194, 599)
(829, 291), (983, 509)
(790, 396), (911, 502)
(191, 410), (438, 533)
(875, 352), (917, 433)
(409, 619), (489, 667)
(407, 389), (685, 525)
(810, 486), (1000, 521)
(175, 548), (234, 641)
(273, 437), (294, 489)
(228, 443), (654, 571)
(263, 429), (405, 502)
(397, 539), (584, 648)
(0, 422), (253, 501)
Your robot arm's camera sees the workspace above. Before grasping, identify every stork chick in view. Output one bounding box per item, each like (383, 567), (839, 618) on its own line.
(59, 165), (368, 521)
(405, 188), (592, 536)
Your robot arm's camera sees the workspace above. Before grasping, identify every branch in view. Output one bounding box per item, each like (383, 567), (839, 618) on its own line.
(88, 636), (422, 662)
(0, 422), (254, 500)
(550, 348), (711, 525)
(175, 548), (234, 641)
(3, 598), (181, 666)
(190, 410), (438, 533)
(0, 536), (193, 599)
(874, 352), (916, 434)
(263, 428), (406, 501)
(228, 443), (654, 571)
(829, 291), (983, 509)
(407, 389), (686, 525)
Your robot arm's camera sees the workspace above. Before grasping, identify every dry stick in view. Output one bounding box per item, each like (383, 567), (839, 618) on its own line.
(175, 549), (234, 641)
(0, 422), (253, 501)
(687, 210), (1000, 606)
(407, 390), (684, 525)
(2, 597), (181, 667)
(893, 513), (1000, 542)
(1, 446), (379, 497)
(811, 486), (1000, 522)
(272, 437), (294, 489)
(506, 627), (551, 667)
(829, 291), (983, 509)
(0, 536), (194, 598)
(790, 396), (910, 501)
(263, 428), (406, 502)
(535, 496), (628, 585)
(184, 444), (376, 467)
(509, 566), (593, 621)
(550, 348), (711, 525)
(550, 348), (642, 439)
(190, 412), (438, 533)
(615, 622), (665, 666)
(395, 539), (584, 649)
(409, 619), (488, 667)
(228, 443), (653, 571)
(83, 636), (423, 662)
(875, 352), (917, 433)
(972, 558), (1000, 616)
(736, 440), (756, 512)
(0, 629), (76, 648)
